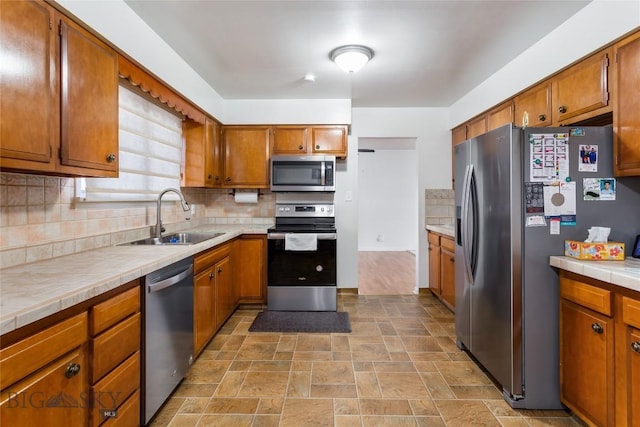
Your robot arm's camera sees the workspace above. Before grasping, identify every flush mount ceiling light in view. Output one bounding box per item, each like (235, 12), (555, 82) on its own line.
(329, 45), (374, 73)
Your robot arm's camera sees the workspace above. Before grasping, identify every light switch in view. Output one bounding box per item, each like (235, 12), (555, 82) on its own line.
(345, 190), (353, 201)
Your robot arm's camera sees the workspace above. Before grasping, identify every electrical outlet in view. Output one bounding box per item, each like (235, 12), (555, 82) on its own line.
(345, 190), (353, 201)
(190, 204), (196, 215)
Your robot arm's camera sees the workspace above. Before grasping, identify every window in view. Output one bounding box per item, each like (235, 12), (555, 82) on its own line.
(76, 84), (183, 202)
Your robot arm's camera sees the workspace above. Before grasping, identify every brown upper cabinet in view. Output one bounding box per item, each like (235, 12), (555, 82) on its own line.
(487, 101), (514, 132)
(183, 117), (222, 188)
(0, 0), (119, 177)
(311, 125), (348, 157)
(613, 31), (640, 176)
(514, 81), (552, 127)
(273, 125), (348, 158)
(222, 126), (271, 188)
(452, 29), (640, 177)
(552, 48), (612, 125)
(272, 126), (309, 154)
(466, 115), (487, 139)
(451, 125), (467, 146)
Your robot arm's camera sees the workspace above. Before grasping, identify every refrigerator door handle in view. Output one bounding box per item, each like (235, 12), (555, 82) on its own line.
(461, 164), (474, 283)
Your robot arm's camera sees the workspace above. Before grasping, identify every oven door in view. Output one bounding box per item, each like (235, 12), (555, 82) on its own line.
(267, 232), (337, 311)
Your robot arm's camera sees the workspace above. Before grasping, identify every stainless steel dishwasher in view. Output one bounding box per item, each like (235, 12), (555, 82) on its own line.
(143, 256), (194, 425)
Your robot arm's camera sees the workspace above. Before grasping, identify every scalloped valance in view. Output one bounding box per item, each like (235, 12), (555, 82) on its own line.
(118, 56), (205, 124)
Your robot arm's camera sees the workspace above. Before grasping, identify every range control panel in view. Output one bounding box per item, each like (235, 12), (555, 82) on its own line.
(275, 204), (334, 218)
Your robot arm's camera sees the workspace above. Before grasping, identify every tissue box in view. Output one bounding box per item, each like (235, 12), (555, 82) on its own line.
(564, 240), (625, 260)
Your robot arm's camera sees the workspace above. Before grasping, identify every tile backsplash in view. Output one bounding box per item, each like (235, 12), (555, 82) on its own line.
(425, 188), (454, 225)
(0, 173), (275, 268)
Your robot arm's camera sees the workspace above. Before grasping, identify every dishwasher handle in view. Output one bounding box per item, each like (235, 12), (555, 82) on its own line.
(148, 265), (193, 294)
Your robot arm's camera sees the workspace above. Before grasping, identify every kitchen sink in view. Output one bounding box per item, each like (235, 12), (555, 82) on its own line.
(123, 231), (225, 246)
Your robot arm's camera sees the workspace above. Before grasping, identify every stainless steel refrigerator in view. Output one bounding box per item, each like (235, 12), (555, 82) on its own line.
(454, 124), (640, 409)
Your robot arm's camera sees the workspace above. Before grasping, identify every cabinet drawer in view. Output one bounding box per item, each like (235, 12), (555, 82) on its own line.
(441, 236), (455, 252)
(194, 243), (231, 274)
(91, 286), (140, 336)
(0, 313), (87, 390)
(0, 347), (88, 426)
(427, 233), (440, 245)
(623, 296), (640, 329)
(560, 277), (612, 316)
(101, 389), (140, 427)
(91, 313), (140, 383)
(91, 351), (139, 427)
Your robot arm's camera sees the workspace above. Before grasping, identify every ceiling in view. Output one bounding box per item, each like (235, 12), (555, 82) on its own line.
(124, 0), (591, 108)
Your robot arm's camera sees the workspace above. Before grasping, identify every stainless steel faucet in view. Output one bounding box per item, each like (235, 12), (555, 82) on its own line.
(156, 188), (190, 238)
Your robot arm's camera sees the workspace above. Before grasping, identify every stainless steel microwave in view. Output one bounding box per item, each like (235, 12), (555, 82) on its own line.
(271, 155), (336, 192)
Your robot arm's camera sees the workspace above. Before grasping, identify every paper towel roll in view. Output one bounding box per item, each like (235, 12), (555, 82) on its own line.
(234, 190), (258, 204)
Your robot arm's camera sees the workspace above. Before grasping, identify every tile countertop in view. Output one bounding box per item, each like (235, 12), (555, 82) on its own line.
(0, 225), (269, 335)
(549, 256), (640, 292)
(426, 224), (455, 238)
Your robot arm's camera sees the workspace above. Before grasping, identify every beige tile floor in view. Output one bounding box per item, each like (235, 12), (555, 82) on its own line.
(149, 293), (586, 427)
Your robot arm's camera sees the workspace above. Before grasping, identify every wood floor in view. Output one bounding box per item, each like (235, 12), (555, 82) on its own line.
(358, 251), (416, 295)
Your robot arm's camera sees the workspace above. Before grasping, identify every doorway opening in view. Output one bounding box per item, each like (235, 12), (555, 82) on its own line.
(357, 137), (418, 295)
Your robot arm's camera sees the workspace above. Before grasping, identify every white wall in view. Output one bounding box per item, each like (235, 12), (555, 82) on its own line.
(450, 0), (640, 127)
(357, 140), (418, 251)
(347, 108), (451, 289)
(57, 0), (226, 120)
(56, 0), (639, 291)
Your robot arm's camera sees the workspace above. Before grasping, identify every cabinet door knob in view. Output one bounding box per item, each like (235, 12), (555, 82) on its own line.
(538, 114), (546, 122)
(450, 258), (455, 263)
(316, 144), (320, 150)
(65, 363), (81, 378)
(208, 174), (213, 179)
(106, 153), (117, 163)
(218, 267), (223, 274)
(209, 272), (214, 279)
(591, 323), (604, 334)
(558, 105), (567, 114)
(225, 177), (231, 182)
(298, 145), (304, 150)
(215, 175), (220, 181)
(632, 341), (640, 353)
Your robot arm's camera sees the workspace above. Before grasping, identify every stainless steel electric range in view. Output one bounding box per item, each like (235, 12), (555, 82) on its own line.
(267, 201), (337, 311)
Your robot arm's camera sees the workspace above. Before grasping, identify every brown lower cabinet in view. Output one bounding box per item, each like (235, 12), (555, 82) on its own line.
(0, 235), (268, 425)
(235, 235), (267, 304)
(0, 281), (141, 427)
(89, 286), (140, 426)
(193, 235), (268, 356)
(193, 242), (233, 356)
(427, 231), (455, 311)
(559, 271), (640, 427)
(0, 313), (89, 426)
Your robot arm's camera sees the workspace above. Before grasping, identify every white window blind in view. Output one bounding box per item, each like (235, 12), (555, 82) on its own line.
(77, 84), (183, 202)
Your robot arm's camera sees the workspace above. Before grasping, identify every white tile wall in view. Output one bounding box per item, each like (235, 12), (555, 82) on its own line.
(425, 189), (454, 225)
(0, 172), (275, 268)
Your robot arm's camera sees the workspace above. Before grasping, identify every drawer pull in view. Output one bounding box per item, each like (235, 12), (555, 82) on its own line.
(591, 323), (604, 334)
(298, 145), (304, 150)
(632, 341), (640, 353)
(106, 153), (117, 163)
(65, 363), (81, 378)
(538, 114), (546, 122)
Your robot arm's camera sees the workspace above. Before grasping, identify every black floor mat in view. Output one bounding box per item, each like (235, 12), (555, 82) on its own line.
(248, 311), (351, 333)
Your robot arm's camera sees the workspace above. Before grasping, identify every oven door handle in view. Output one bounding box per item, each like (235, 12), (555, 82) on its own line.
(267, 233), (336, 240)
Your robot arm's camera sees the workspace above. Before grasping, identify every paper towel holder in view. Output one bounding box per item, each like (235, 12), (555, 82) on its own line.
(228, 189), (263, 197)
